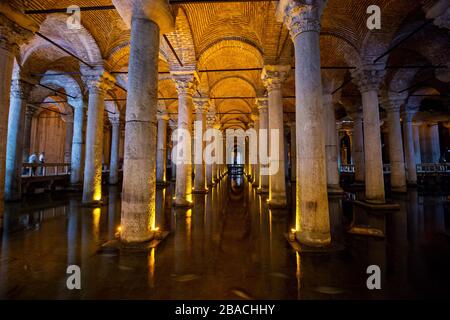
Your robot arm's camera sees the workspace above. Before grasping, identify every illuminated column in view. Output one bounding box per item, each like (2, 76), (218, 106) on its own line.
(172, 72), (198, 206)
(413, 122), (422, 165)
(256, 97), (269, 194)
(156, 110), (169, 185)
(262, 65), (289, 207)
(402, 108), (418, 185)
(5, 79), (32, 201)
(246, 123), (254, 180)
(323, 92), (342, 193)
(117, 2), (175, 242)
(351, 65), (386, 203)
(69, 98), (86, 187)
(251, 113), (260, 187)
(193, 98), (208, 193)
(108, 116), (120, 185)
(288, 121), (296, 182)
(349, 109), (365, 183)
(206, 112), (216, 187)
(169, 120), (177, 182)
(63, 115), (74, 163)
(384, 94), (407, 192)
(0, 10), (35, 203)
(22, 107), (34, 161)
(81, 68), (115, 205)
(277, 0), (330, 245)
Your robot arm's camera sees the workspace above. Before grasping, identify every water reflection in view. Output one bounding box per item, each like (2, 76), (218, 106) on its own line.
(0, 181), (449, 299)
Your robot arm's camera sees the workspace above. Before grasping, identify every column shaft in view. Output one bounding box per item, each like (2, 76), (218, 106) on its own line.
(403, 112), (417, 185)
(109, 120), (120, 185)
(70, 102), (85, 186)
(257, 100), (269, 194)
(121, 17), (159, 242)
(64, 120), (74, 163)
(386, 105), (406, 192)
(156, 113), (169, 184)
(324, 94), (342, 193)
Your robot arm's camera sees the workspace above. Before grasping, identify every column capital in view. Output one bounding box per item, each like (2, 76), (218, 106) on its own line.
(351, 65), (386, 93)
(81, 67), (116, 95)
(171, 71), (199, 96)
(256, 97), (269, 113)
(62, 114), (74, 124)
(442, 121), (450, 129)
(193, 97), (210, 113)
(261, 65), (290, 91)
(10, 78), (32, 99)
(250, 112), (260, 122)
(112, 0), (175, 34)
(382, 92), (407, 113)
(68, 97), (85, 110)
(156, 110), (170, 121)
(348, 109), (363, 121)
(276, 0), (326, 40)
(109, 115), (121, 125)
(402, 107), (419, 123)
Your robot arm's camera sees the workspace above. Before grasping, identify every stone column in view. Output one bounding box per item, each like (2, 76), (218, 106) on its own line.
(205, 113), (216, 187)
(69, 98), (85, 187)
(63, 115), (74, 163)
(429, 123), (441, 163)
(288, 121), (296, 182)
(262, 65), (289, 207)
(108, 116), (120, 185)
(5, 79), (32, 201)
(402, 108), (418, 185)
(277, 0), (330, 246)
(385, 94), (407, 192)
(349, 109), (365, 183)
(323, 93), (342, 194)
(413, 122), (422, 164)
(193, 98), (208, 193)
(351, 65), (386, 203)
(156, 110), (169, 185)
(256, 98), (269, 194)
(0, 11), (35, 202)
(251, 113), (260, 187)
(22, 107), (34, 161)
(169, 121), (177, 182)
(172, 72), (198, 207)
(119, 9), (170, 243)
(81, 68), (115, 205)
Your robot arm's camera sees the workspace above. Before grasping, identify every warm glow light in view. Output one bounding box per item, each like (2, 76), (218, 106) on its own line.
(152, 227), (160, 232)
(117, 226), (122, 233)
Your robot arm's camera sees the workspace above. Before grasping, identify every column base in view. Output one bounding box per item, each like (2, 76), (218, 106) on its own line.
(173, 197), (194, 207)
(256, 187), (268, 194)
(327, 185), (345, 195)
(192, 188), (208, 194)
(156, 181), (170, 188)
(82, 200), (103, 207)
(354, 200), (400, 211)
(100, 231), (170, 254)
(284, 232), (339, 252)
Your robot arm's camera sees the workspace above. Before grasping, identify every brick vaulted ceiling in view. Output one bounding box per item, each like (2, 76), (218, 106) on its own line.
(8, 0), (450, 129)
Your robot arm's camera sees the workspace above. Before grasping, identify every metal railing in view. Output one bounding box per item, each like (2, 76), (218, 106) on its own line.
(22, 163), (71, 177)
(340, 163), (450, 174)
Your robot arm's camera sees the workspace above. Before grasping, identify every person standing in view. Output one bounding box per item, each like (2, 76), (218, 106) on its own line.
(28, 152), (37, 176)
(38, 152), (45, 176)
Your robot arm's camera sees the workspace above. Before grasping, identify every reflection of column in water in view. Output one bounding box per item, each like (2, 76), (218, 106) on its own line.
(388, 198), (408, 290)
(155, 188), (165, 231)
(407, 190), (419, 244)
(296, 252), (301, 300)
(328, 197), (344, 247)
(148, 248), (156, 288)
(67, 199), (79, 265)
(434, 196), (446, 234)
(107, 186), (119, 240)
(0, 202), (10, 294)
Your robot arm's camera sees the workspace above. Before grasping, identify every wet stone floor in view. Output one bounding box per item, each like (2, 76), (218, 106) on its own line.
(0, 176), (450, 299)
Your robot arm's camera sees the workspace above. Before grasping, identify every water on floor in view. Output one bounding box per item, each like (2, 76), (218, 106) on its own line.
(0, 177), (449, 299)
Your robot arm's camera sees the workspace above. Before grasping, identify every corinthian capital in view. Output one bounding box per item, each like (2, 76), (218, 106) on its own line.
(10, 79), (32, 99)
(256, 97), (269, 113)
(261, 65), (290, 92)
(276, 0), (326, 39)
(171, 71), (199, 96)
(193, 97), (210, 114)
(351, 65), (386, 93)
(81, 67), (116, 95)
